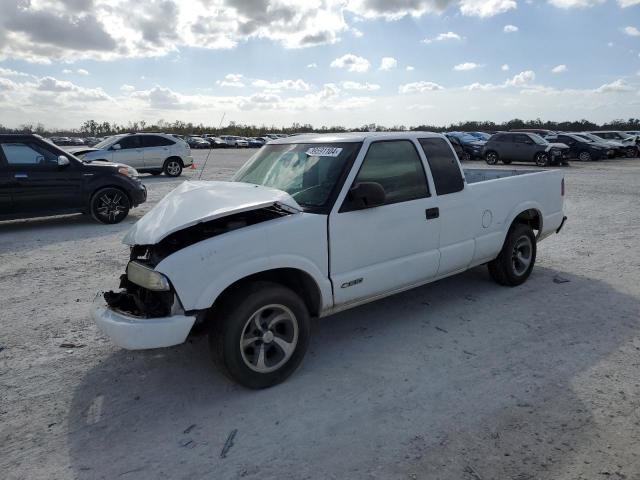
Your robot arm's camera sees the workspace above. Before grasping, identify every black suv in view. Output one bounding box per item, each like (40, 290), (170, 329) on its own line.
(482, 132), (569, 166)
(0, 134), (147, 224)
(546, 133), (614, 161)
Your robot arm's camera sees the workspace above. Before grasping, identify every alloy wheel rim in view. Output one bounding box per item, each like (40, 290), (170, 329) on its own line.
(579, 152), (590, 161)
(96, 192), (126, 221)
(167, 161), (181, 175)
(536, 154), (548, 166)
(487, 153), (497, 164)
(511, 236), (533, 276)
(240, 304), (299, 373)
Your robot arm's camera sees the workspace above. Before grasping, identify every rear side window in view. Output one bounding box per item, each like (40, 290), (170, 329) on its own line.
(491, 134), (508, 142)
(142, 135), (174, 147)
(419, 138), (464, 196)
(345, 140), (429, 208)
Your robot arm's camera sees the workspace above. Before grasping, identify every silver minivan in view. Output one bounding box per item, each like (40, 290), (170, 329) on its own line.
(71, 133), (193, 176)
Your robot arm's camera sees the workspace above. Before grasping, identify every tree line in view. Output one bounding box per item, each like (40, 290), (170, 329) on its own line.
(1, 117), (639, 137)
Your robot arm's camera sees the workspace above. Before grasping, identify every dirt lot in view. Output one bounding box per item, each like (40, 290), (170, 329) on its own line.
(1, 150), (639, 480)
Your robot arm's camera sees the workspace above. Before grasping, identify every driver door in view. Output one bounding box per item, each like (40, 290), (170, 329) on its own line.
(111, 135), (144, 168)
(329, 140), (441, 307)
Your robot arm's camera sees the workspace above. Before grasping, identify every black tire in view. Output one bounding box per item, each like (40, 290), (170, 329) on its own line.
(625, 147), (638, 158)
(163, 157), (183, 177)
(209, 281), (310, 389)
(488, 223), (537, 287)
(535, 152), (549, 167)
(485, 151), (499, 165)
(578, 151), (592, 162)
(502, 159), (512, 165)
(90, 187), (130, 224)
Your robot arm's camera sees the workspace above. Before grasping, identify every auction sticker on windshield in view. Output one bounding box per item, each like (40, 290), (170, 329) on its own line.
(305, 147), (343, 157)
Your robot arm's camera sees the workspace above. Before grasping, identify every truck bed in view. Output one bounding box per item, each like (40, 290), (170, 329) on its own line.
(463, 168), (543, 184)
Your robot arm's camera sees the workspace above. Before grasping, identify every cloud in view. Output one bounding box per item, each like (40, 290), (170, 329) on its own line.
(422, 31), (462, 44)
(504, 25), (519, 33)
(120, 84), (135, 92)
(399, 81), (445, 94)
(217, 73), (245, 88)
(624, 26), (640, 37)
(379, 57), (397, 71)
(547, 0), (605, 8)
(501, 64), (510, 71)
(459, 0), (517, 17)
(618, 0), (640, 5)
(77, 68), (89, 75)
(406, 65), (415, 71)
(506, 70), (536, 86)
(341, 81), (381, 91)
(131, 85), (190, 109)
(595, 79), (633, 93)
(552, 64), (568, 73)
(330, 54), (371, 72)
(464, 70), (537, 90)
(348, 0), (516, 19)
(454, 62), (480, 71)
(251, 79), (311, 91)
(0, 77), (19, 90)
(307, 63), (318, 68)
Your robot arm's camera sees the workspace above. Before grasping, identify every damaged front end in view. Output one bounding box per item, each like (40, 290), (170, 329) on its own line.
(104, 203), (295, 319)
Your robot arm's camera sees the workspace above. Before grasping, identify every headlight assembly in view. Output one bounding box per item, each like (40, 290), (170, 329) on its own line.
(118, 166), (139, 178)
(126, 261), (170, 291)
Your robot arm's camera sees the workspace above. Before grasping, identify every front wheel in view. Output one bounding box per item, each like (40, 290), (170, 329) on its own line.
(578, 151), (592, 162)
(535, 152), (549, 167)
(485, 151), (499, 165)
(626, 147), (638, 158)
(209, 281), (310, 389)
(488, 223), (537, 287)
(163, 158), (183, 177)
(90, 187), (130, 224)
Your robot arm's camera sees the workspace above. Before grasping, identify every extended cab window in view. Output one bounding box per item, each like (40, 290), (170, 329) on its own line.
(419, 138), (464, 195)
(1, 142), (58, 166)
(344, 140), (429, 209)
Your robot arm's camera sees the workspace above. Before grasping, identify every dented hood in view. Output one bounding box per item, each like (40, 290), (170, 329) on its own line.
(122, 181), (301, 245)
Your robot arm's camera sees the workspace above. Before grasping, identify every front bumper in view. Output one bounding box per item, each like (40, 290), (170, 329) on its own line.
(92, 295), (196, 350)
(131, 182), (147, 206)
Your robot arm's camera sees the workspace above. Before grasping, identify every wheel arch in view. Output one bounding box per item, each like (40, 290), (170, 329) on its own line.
(208, 267), (324, 320)
(164, 155), (184, 166)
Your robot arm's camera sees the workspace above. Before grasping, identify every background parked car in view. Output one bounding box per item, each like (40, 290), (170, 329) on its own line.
(220, 135), (249, 148)
(69, 133), (193, 177)
(445, 131), (486, 160)
(510, 128), (557, 138)
(576, 132), (627, 157)
(443, 134), (468, 161)
(482, 132), (569, 166)
(467, 131), (491, 141)
(545, 133), (614, 161)
(0, 134), (146, 224)
(589, 131), (638, 157)
(186, 136), (211, 149)
(246, 137), (265, 148)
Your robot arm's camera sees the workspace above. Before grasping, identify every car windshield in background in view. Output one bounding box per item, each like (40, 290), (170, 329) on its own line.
(233, 142), (361, 210)
(530, 134), (548, 145)
(93, 135), (122, 149)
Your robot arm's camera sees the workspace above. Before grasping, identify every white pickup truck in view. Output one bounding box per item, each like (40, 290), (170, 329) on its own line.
(92, 132), (566, 388)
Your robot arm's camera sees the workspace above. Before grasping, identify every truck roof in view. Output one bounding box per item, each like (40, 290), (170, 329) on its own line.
(268, 131), (443, 144)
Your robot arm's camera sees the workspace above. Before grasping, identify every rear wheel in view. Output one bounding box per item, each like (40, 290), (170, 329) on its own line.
(209, 281), (310, 389)
(626, 147), (638, 158)
(535, 152), (549, 167)
(488, 223), (536, 287)
(485, 151), (499, 165)
(90, 187), (130, 224)
(163, 157), (183, 177)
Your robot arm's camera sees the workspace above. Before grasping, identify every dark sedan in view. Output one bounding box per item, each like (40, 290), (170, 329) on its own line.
(546, 133), (614, 161)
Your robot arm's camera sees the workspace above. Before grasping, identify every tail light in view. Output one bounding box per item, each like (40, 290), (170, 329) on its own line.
(561, 177), (565, 196)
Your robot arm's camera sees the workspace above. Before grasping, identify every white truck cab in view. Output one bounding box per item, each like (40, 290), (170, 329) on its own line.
(92, 132), (567, 388)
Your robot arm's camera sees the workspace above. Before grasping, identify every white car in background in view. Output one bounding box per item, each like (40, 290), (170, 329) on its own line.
(220, 135), (249, 148)
(70, 133), (193, 177)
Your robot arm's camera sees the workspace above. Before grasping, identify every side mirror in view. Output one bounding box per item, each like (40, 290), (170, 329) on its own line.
(349, 182), (386, 210)
(57, 155), (70, 167)
(112, 144), (121, 150)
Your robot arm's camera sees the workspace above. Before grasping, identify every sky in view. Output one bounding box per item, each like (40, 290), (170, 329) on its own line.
(0, 0), (638, 129)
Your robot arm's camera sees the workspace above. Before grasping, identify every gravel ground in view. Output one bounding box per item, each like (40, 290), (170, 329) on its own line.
(1, 150), (639, 480)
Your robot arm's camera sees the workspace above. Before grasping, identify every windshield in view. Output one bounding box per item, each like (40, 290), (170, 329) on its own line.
(94, 135), (123, 149)
(233, 142), (361, 210)
(530, 134), (548, 145)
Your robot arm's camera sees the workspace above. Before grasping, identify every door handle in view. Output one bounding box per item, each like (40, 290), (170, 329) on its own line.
(14, 173), (28, 179)
(425, 208), (439, 220)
